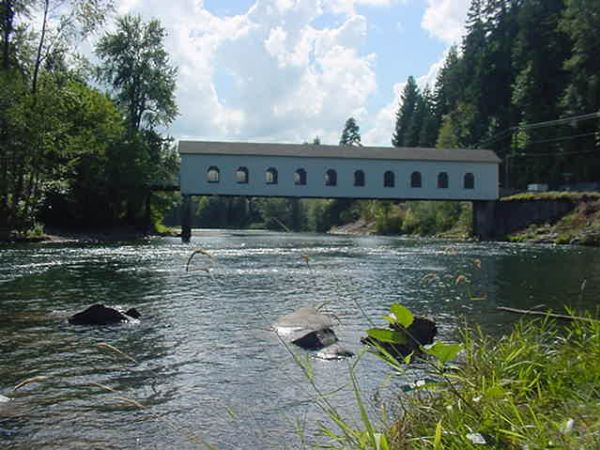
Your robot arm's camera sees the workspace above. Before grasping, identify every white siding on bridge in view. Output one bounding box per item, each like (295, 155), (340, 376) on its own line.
(179, 151), (499, 201)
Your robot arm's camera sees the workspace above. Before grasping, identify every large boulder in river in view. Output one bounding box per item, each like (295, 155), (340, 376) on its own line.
(274, 307), (338, 350)
(362, 316), (437, 359)
(68, 304), (140, 325)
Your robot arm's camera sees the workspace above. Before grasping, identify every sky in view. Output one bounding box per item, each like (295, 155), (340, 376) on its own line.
(113, 0), (471, 146)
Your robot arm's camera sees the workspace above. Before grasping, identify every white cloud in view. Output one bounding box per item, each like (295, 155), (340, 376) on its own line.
(113, 0), (377, 143)
(421, 0), (470, 44)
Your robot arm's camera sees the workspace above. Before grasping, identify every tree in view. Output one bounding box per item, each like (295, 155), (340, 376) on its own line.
(95, 14), (178, 132)
(392, 76), (420, 147)
(339, 117), (362, 146)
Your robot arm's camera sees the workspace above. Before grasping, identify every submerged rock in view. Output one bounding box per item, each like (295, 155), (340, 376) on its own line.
(292, 328), (338, 350)
(362, 317), (437, 359)
(316, 344), (355, 360)
(68, 304), (140, 326)
(274, 306), (338, 350)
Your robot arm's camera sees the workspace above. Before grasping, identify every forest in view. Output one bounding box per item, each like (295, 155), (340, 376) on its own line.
(0, 1), (179, 238)
(1, 0), (599, 238)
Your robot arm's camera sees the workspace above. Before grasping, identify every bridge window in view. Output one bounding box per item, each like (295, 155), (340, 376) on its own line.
(354, 170), (365, 187)
(294, 168), (307, 185)
(437, 172), (449, 189)
(325, 169), (337, 186)
(464, 172), (475, 189)
(236, 167), (249, 184)
(265, 167), (278, 185)
(207, 166), (220, 183)
(384, 171), (395, 188)
(410, 171), (422, 188)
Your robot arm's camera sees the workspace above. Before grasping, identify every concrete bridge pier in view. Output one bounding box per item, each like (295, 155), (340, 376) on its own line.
(181, 194), (192, 243)
(472, 200), (497, 240)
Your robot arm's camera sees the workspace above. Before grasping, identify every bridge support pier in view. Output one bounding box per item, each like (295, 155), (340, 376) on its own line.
(472, 200), (498, 240)
(181, 194), (192, 243)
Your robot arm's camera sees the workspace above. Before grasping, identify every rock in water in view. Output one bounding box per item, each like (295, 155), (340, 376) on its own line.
(69, 304), (140, 325)
(316, 344), (355, 360)
(292, 328), (338, 350)
(274, 307), (338, 350)
(0, 394), (10, 403)
(362, 316), (437, 358)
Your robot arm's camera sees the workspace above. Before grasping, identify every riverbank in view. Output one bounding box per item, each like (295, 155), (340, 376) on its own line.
(0, 227), (180, 244)
(506, 197), (600, 246)
(385, 313), (600, 449)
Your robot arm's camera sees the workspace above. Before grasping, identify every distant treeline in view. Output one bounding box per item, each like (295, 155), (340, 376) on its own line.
(0, 2), (179, 237)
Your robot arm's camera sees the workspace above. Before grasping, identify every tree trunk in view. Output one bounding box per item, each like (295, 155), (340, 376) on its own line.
(1, 0), (14, 70)
(32, 0), (49, 95)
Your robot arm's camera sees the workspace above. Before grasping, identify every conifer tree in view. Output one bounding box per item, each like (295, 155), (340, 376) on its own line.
(392, 76), (419, 147)
(339, 117), (362, 146)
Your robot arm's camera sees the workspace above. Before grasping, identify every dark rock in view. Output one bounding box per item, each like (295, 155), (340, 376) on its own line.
(362, 316), (437, 359)
(291, 328), (338, 350)
(68, 304), (140, 325)
(124, 308), (141, 319)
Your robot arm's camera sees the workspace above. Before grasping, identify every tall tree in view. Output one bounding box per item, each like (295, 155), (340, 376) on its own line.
(339, 117), (362, 146)
(95, 14), (178, 132)
(392, 76), (419, 147)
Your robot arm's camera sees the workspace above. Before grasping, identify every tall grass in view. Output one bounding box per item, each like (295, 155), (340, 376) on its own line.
(389, 315), (600, 449)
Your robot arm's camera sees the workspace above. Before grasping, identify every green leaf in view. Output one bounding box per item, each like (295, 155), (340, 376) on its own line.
(433, 420), (443, 450)
(424, 342), (463, 365)
(390, 304), (414, 328)
(366, 328), (407, 344)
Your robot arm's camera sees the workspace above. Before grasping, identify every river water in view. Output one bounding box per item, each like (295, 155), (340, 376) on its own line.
(1, 232), (599, 449)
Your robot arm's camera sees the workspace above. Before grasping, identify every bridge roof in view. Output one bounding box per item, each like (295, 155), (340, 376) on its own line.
(179, 141), (500, 164)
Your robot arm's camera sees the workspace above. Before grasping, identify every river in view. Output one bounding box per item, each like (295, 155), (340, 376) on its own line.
(1, 231), (599, 449)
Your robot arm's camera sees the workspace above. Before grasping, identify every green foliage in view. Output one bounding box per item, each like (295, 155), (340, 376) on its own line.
(339, 117), (362, 146)
(401, 201), (464, 236)
(95, 14), (178, 132)
(391, 316), (600, 449)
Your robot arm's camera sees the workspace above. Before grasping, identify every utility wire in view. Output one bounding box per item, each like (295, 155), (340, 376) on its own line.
(477, 111), (600, 148)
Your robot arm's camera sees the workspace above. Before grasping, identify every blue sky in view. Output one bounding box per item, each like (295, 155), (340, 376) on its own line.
(116, 0), (471, 145)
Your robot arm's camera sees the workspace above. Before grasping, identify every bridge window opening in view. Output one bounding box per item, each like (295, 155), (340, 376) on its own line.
(294, 168), (307, 186)
(265, 167), (278, 184)
(384, 171), (395, 188)
(354, 170), (365, 187)
(464, 172), (475, 189)
(411, 171), (422, 188)
(236, 167), (249, 184)
(437, 172), (449, 189)
(325, 169), (337, 186)
(207, 166), (220, 183)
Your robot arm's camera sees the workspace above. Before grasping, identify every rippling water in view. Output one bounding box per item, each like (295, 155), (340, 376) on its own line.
(1, 231), (599, 449)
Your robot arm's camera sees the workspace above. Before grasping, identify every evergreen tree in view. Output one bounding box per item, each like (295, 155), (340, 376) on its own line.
(339, 117), (362, 146)
(392, 76), (420, 147)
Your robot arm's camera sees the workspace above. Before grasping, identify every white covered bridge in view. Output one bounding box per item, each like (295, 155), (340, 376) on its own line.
(178, 141), (501, 241)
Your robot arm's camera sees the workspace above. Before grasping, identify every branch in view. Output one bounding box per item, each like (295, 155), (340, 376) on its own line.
(497, 306), (599, 323)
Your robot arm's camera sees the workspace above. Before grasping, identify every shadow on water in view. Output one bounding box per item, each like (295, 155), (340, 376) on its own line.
(0, 234), (599, 448)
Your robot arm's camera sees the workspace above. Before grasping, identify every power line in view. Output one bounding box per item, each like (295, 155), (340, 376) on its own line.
(525, 131), (598, 146)
(508, 149), (598, 158)
(477, 111), (600, 148)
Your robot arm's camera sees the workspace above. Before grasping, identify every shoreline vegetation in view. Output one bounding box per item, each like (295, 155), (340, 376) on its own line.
(390, 312), (600, 449)
(3, 191), (600, 246)
(303, 306), (600, 449)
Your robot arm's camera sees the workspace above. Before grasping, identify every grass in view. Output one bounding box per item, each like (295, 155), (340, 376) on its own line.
(387, 314), (600, 449)
(502, 191), (600, 202)
(292, 303), (600, 449)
